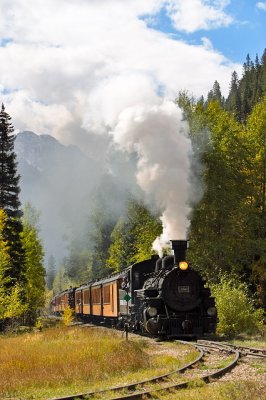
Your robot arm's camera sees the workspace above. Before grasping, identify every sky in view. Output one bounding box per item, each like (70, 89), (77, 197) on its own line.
(145, 0), (265, 63)
(0, 0), (265, 255)
(0, 0), (265, 148)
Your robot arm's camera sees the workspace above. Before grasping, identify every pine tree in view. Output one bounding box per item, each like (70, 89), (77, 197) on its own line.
(226, 71), (242, 122)
(46, 255), (56, 291)
(207, 80), (224, 106)
(252, 54), (263, 104)
(0, 209), (26, 327)
(260, 49), (266, 95)
(240, 54), (255, 121)
(0, 104), (24, 283)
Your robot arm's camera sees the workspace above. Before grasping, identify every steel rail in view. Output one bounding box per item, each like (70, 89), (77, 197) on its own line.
(49, 342), (204, 400)
(108, 343), (240, 400)
(198, 339), (266, 359)
(221, 342), (266, 358)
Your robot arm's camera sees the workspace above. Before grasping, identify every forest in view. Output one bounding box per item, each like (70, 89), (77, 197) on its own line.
(0, 105), (45, 329)
(0, 50), (265, 331)
(49, 50), (266, 312)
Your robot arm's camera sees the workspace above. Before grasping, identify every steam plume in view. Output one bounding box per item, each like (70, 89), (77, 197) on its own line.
(110, 99), (193, 255)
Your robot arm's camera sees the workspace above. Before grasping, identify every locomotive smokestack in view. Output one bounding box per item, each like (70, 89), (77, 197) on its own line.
(171, 240), (188, 264)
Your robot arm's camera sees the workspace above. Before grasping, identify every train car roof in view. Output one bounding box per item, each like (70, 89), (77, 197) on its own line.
(72, 256), (159, 292)
(53, 287), (76, 297)
(90, 271), (127, 287)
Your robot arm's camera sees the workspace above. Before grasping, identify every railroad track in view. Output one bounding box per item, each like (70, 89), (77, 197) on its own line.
(197, 339), (266, 359)
(50, 340), (240, 400)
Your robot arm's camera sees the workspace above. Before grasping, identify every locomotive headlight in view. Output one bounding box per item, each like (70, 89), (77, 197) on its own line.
(147, 307), (157, 317)
(179, 261), (188, 271)
(207, 307), (217, 316)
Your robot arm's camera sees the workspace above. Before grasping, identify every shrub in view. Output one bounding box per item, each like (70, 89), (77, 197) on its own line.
(62, 305), (75, 326)
(211, 276), (264, 337)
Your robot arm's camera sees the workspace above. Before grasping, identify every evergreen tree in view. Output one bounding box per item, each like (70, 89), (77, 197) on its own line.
(260, 49), (266, 95)
(0, 104), (24, 283)
(225, 51), (266, 121)
(240, 54), (257, 122)
(252, 54), (263, 104)
(207, 80), (224, 106)
(0, 209), (26, 327)
(226, 71), (242, 122)
(46, 255), (56, 291)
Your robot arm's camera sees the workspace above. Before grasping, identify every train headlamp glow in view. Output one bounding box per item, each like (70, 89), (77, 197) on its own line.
(147, 307), (157, 317)
(207, 307), (217, 316)
(179, 261), (188, 271)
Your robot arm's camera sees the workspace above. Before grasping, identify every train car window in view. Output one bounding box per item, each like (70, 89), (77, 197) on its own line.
(83, 289), (90, 305)
(103, 285), (110, 304)
(92, 287), (101, 304)
(76, 292), (81, 304)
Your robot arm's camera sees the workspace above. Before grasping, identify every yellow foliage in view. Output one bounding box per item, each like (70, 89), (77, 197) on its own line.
(62, 305), (75, 326)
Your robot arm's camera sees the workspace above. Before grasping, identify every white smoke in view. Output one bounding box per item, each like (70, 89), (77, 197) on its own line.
(109, 98), (193, 255)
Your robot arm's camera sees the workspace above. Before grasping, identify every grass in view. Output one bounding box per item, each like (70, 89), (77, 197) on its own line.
(249, 360), (266, 374)
(151, 381), (266, 400)
(198, 354), (236, 371)
(0, 326), (197, 399)
(0, 326), (148, 399)
(228, 336), (266, 349)
(2, 326), (264, 400)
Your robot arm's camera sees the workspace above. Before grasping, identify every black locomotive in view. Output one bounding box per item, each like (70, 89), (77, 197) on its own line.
(52, 240), (217, 338)
(130, 240), (217, 337)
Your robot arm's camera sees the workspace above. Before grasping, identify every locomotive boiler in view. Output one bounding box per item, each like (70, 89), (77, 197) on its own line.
(131, 240), (217, 338)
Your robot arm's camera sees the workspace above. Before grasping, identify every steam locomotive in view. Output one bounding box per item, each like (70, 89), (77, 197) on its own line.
(51, 240), (217, 338)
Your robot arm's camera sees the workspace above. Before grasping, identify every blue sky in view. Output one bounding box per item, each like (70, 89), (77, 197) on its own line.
(206, 0), (265, 62)
(144, 0), (265, 63)
(0, 0), (265, 141)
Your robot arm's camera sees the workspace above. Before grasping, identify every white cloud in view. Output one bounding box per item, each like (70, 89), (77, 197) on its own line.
(165, 0), (233, 33)
(201, 36), (214, 50)
(256, 2), (266, 11)
(0, 0), (242, 251)
(0, 0), (239, 148)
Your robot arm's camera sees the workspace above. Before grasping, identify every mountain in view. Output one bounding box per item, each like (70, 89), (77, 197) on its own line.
(15, 131), (101, 262)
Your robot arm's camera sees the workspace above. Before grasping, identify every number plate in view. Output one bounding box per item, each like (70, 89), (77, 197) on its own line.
(178, 286), (190, 293)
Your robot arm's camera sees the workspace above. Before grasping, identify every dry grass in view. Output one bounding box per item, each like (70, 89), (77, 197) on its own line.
(2, 327), (264, 400)
(0, 327), (199, 399)
(0, 326), (149, 399)
(152, 381), (266, 400)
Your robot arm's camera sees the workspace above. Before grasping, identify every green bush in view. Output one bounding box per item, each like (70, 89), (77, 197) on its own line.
(211, 276), (264, 337)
